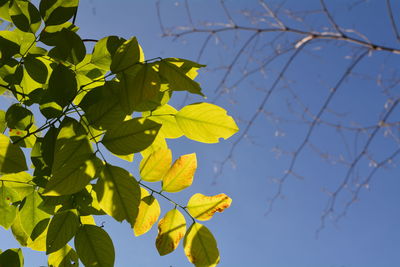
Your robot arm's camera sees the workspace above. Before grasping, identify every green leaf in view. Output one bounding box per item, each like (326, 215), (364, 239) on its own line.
(118, 63), (161, 114)
(43, 118), (98, 196)
(101, 117), (161, 155)
(39, 0), (79, 26)
(0, 31), (20, 58)
(74, 185), (105, 216)
(187, 193), (232, 221)
(133, 187), (161, 236)
(46, 209), (80, 254)
(95, 164), (140, 224)
(164, 58), (205, 80)
(139, 147), (172, 182)
(183, 223), (220, 267)
(159, 58), (205, 96)
(0, 110), (6, 132)
(91, 35), (125, 70)
(74, 224), (115, 267)
(23, 55), (49, 83)
(162, 153), (197, 193)
(11, 213), (29, 246)
(175, 102), (239, 143)
(19, 191), (51, 237)
(0, 0), (12, 21)
(0, 186), (19, 229)
(110, 37), (144, 73)
(0, 133), (27, 174)
(0, 248), (24, 267)
(0, 172), (33, 200)
(155, 209), (186, 256)
(143, 104), (183, 139)
(9, 0), (41, 33)
(39, 21), (78, 46)
(5, 103), (34, 130)
(47, 244), (79, 267)
(48, 28), (86, 64)
(79, 81), (126, 130)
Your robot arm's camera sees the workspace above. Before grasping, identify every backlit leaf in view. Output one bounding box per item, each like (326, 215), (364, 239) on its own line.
(5, 103), (34, 130)
(110, 37), (144, 73)
(175, 102), (239, 143)
(39, 0), (79, 26)
(140, 147), (172, 182)
(0, 248), (24, 267)
(162, 153), (197, 193)
(47, 28), (86, 64)
(9, 0), (41, 33)
(183, 223), (220, 267)
(155, 209), (186, 256)
(0, 133), (27, 174)
(143, 104), (183, 139)
(46, 209), (79, 254)
(0, 186), (19, 229)
(47, 244), (79, 267)
(101, 117), (161, 155)
(74, 224), (115, 267)
(91, 35), (125, 70)
(187, 193), (232, 221)
(19, 191), (50, 237)
(0, 172), (33, 200)
(133, 187), (161, 236)
(95, 164), (140, 224)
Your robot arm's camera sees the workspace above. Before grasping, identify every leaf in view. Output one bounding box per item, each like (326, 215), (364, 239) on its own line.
(140, 147), (172, 182)
(0, 110), (6, 132)
(0, 248), (24, 267)
(24, 55), (49, 83)
(91, 35), (125, 70)
(95, 164), (140, 224)
(155, 209), (186, 256)
(118, 63), (161, 114)
(79, 81), (126, 130)
(133, 187), (161, 236)
(19, 191), (51, 237)
(101, 117), (161, 155)
(175, 102), (239, 143)
(164, 58), (205, 80)
(159, 59), (204, 96)
(187, 193), (232, 221)
(110, 37), (144, 73)
(183, 223), (220, 267)
(0, 186), (19, 229)
(0, 133), (27, 174)
(46, 209), (80, 254)
(162, 153), (197, 193)
(39, 0), (79, 26)
(9, 126), (37, 148)
(48, 245), (79, 267)
(47, 28), (86, 64)
(74, 224), (115, 267)
(43, 118), (98, 196)
(143, 104), (183, 139)
(5, 103), (34, 130)
(9, 0), (41, 33)
(0, 172), (33, 199)
(0, 31), (20, 58)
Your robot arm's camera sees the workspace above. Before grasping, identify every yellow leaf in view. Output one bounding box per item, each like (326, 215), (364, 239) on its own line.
(187, 193), (232, 221)
(162, 153), (197, 193)
(184, 223), (220, 267)
(155, 209), (186, 256)
(80, 215), (96, 225)
(133, 187), (161, 236)
(140, 148), (172, 182)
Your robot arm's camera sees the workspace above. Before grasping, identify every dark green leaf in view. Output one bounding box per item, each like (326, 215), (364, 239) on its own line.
(5, 103), (34, 130)
(0, 31), (20, 58)
(110, 37), (143, 73)
(0, 133), (27, 174)
(0, 248), (24, 267)
(9, 0), (41, 33)
(39, 0), (79, 26)
(47, 28), (86, 64)
(91, 35), (125, 70)
(24, 55), (48, 83)
(101, 118), (161, 155)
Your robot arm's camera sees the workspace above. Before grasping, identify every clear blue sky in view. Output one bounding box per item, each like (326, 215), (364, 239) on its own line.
(1, 1), (400, 266)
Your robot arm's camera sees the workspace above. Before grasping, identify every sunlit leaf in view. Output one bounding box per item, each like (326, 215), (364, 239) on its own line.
(95, 164), (140, 224)
(142, 104), (183, 139)
(155, 209), (186, 256)
(187, 193), (232, 221)
(91, 35), (125, 70)
(0, 185), (19, 229)
(133, 187), (160, 236)
(110, 37), (144, 73)
(175, 102), (239, 143)
(183, 223), (220, 267)
(162, 153), (197, 193)
(0, 172), (33, 199)
(47, 244), (79, 267)
(19, 191), (50, 237)
(74, 224), (115, 267)
(101, 117), (161, 155)
(0, 133), (27, 174)
(46, 209), (80, 254)
(140, 147), (172, 182)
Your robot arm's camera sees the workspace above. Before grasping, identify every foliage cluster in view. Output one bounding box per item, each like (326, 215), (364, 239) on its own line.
(0, 0), (238, 266)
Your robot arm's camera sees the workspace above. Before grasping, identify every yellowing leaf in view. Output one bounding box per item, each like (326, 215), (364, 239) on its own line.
(47, 244), (78, 267)
(133, 187), (161, 236)
(184, 223), (220, 267)
(187, 193), (232, 221)
(140, 148), (172, 182)
(156, 209), (186, 256)
(80, 215), (96, 225)
(175, 102), (239, 143)
(95, 164), (141, 225)
(143, 104), (183, 139)
(162, 153), (197, 193)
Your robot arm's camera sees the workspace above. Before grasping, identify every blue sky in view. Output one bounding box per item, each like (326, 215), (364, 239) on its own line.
(1, 0), (400, 266)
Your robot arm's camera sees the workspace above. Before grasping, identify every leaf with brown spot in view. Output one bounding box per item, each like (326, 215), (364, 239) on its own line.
(187, 193), (232, 221)
(133, 187), (161, 236)
(162, 153), (197, 193)
(155, 209), (186, 256)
